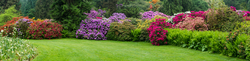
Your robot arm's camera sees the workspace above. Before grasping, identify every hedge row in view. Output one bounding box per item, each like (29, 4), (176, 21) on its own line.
(165, 28), (250, 60)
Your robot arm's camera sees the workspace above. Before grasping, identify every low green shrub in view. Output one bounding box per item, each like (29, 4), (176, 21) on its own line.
(106, 21), (136, 41)
(0, 37), (37, 61)
(165, 28), (250, 60)
(131, 28), (141, 42)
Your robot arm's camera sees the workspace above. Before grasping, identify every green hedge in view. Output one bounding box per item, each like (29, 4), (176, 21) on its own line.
(165, 28), (250, 60)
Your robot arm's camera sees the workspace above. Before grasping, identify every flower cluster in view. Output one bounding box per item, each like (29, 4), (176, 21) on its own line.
(84, 9), (106, 18)
(141, 11), (155, 20)
(188, 11), (207, 19)
(175, 17), (208, 31)
(172, 13), (187, 27)
(147, 18), (168, 45)
(76, 18), (110, 40)
(15, 18), (34, 38)
(108, 13), (126, 22)
(230, 6), (236, 11)
(26, 20), (63, 39)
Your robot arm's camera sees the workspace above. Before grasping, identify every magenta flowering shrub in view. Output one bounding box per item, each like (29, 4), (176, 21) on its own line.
(147, 18), (169, 45)
(76, 18), (110, 40)
(230, 6), (236, 11)
(188, 11), (207, 19)
(172, 13), (187, 27)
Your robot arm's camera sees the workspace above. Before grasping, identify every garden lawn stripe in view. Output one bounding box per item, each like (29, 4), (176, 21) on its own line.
(26, 38), (247, 61)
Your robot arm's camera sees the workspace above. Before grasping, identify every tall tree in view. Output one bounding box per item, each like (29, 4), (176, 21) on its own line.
(34, 0), (54, 19)
(50, 0), (92, 38)
(159, 0), (184, 15)
(20, 0), (37, 16)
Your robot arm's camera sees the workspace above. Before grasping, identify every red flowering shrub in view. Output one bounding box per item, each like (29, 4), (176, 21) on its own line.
(147, 18), (169, 45)
(0, 16), (29, 37)
(26, 21), (63, 39)
(175, 17), (208, 31)
(188, 11), (207, 19)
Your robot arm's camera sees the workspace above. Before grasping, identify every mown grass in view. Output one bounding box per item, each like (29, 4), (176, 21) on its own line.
(27, 38), (247, 61)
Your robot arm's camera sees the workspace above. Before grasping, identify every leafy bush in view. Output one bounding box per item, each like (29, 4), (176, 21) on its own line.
(206, 7), (244, 32)
(147, 18), (169, 45)
(234, 21), (250, 35)
(26, 20), (63, 39)
(106, 21), (136, 41)
(131, 28), (141, 42)
(175, 17), (208, 31)
(0, 37), (37, 61)
(139, 27), (150, 42)
(165, 28), (250, 60)
(0, 5), (19, 26)
(76, 18), (110, 40)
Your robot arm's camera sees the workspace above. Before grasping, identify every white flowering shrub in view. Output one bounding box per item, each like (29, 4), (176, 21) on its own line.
(0, 37), (37, 61)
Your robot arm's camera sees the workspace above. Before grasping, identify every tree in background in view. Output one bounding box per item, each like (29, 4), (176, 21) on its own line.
(34, 0), (54, 19)
(0, 0), (21, 13)
(223, 0), (248, 10)
(158, 0), (184, 15)
(159, 0), (209, 15)
(50, 0), (92, 38)
(204, 0), (227, 9)
(101, 0), (119, 17)
(20, 0), (37, 17)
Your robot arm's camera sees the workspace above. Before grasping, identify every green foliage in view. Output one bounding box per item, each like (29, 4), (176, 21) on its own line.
(190, 0), (209, 11)
(34, 0), (54, 19)
(123, 0), (150, 12)
(234, 21), (250, 35)
(101, 0), (118, 17)
(131, 28), (141, 42)
(20, 0), (37, 17)
(106, 21), (136, 41)
(204, 0), (227, 9)
(0, 0), (20, 12)
(139, 27), (150, 42)
(50, 0), (92, 38)
(166, 28), (250, 60)
(0, 37), (37, 61)
(127, 18), (139, 26)
(224, 0), (249, 10)
(206, 7), (244, 32)
(116, 6), (141, 18)
(0, 5), (20, 26)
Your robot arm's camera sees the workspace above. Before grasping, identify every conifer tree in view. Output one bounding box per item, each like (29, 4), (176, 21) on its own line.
(34, 0), (54, 19)
(50, 0), (92, 38)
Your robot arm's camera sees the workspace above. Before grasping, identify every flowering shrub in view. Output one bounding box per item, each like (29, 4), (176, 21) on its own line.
(137, 15), (170, 29)
(26, 20), (63, 39)
(172, 13), (187, 27)
(0, 16), (28, 37)
(147, 18), (168, 45)
(188, 11), (207, 19)
(140, 11), (169, 20)
(84, 9), (106, 18)
(230, 6), (236, 11)
(76, 18), (110, 40)
(15, 18), (34, 38)
(0, 37), (37, 61)
(175, 17), (208, 31)
(108, 13), (126, 22)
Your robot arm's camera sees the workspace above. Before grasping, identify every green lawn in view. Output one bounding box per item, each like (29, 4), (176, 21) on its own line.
(27, 38), (247, 61)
